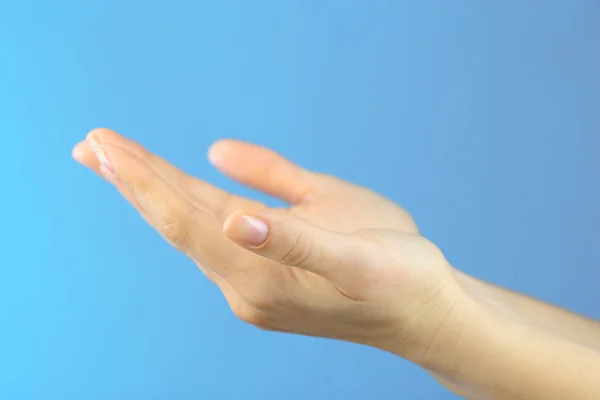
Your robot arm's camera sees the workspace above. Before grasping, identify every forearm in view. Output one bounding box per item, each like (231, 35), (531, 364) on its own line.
(395, 296), (600, 399)
(454, 269), (600, 351)
(435, 308), (600, 399)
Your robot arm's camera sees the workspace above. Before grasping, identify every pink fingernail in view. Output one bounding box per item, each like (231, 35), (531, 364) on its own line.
(87, 134), (101, 152)
(95, 147), (116, 177)
(226, 215), (269, 247)
(87, 135), (116, 178)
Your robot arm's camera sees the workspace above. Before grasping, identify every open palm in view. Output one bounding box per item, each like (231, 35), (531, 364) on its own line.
(73, 129), (426, 336)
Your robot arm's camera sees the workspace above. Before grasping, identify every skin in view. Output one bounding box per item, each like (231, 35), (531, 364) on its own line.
(73, 128), (600, 399)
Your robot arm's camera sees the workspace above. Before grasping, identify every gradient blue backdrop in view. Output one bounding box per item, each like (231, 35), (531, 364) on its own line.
(1, 1), (599, 399)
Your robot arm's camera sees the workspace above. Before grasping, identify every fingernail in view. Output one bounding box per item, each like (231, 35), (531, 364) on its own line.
(87, 134), (116, 178)
(87, 133), (101, 152)
(95, 147), (116, 178)
(226, 215), (269, 247)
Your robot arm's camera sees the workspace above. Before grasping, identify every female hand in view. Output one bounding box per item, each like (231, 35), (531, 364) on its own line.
(72, 128), (469, 363)
(73, 129), (600, 399)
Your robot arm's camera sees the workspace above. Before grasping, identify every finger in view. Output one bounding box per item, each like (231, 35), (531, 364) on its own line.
(78, 137), (256, 317)
(89, 128), (231, 216)
(91, 140), (260, 288)
(72, 140), (147, 215)
(223, 210), (373, 298)
(74, 141), (228, 286)
(208, 140), (322, 204)
(72, 140), (100, 170)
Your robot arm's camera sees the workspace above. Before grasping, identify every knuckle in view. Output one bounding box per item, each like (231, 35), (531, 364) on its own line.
(129, 167), (159, 205)
(160, 206), (196, 249)
(161, 221), (189, 248)
(233, 304), (271, 329)
(218, 194), (244, 220)
(246, 291), (277, 312)
(243, 283), (282, 312)
(277, 232), (318, 268)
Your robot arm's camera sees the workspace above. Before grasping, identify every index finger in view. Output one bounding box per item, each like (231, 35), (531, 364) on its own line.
(89, 128), (231, 217)
(92, 140), (264, 288)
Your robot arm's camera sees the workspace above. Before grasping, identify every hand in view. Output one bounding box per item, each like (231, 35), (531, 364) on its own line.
(72, 129), (467, 360)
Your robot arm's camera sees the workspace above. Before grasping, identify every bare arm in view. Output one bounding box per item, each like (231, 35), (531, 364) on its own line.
(454, 269), (600, 351)
(74, 130), (600, 400)
(406, 271), (600, 399)
(436, 304), (600, 399)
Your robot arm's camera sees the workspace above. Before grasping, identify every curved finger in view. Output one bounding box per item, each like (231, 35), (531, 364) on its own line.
(92, 140), (261, 288)
(208, 139), (322, 204)
(90, 128), (231, 216)
(72, 141), (148, 216)
(74, 141), (229, 286)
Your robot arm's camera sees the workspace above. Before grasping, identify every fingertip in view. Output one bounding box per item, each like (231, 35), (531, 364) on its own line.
(207, 144), (221, 167)
(72, 141), (93, 163)
(72, 142), (85, 162)
(87, 127), (114, 140)
(72, 139), (103, 173)
(86, 128), (128, 150)
(208, 139), (266, 172)
(207, 139), (236, 168)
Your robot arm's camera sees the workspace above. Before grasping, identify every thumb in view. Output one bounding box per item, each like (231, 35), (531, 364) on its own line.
(222, 211), (371, 287)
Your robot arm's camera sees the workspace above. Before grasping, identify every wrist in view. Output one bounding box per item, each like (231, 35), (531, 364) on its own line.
(390, 270), (600, 399)
(375, 268), (600, 399)
(373, 275), (490, 367)
(399, 291), (513, 399)
(452, 269), (524, 322)
(373, 269), (514, 374)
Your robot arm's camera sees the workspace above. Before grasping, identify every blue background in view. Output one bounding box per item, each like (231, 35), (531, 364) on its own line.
(1, 1), (599, 399)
